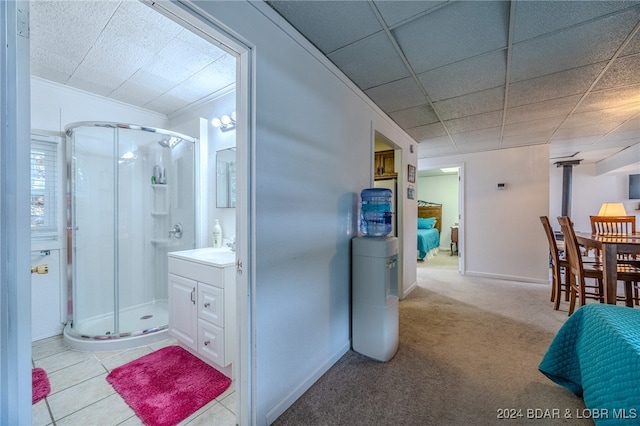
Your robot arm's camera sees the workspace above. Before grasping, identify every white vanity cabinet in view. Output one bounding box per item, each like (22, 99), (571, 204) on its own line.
(168, 248), (235, 369)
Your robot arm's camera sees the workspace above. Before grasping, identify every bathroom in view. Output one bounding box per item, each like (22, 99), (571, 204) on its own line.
(29, 16), (238, 353)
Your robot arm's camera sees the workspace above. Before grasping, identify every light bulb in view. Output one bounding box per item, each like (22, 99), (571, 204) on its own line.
(221, 115), (232, 125)
(230, 111), (237, 122)
(211, 117), (222, 128)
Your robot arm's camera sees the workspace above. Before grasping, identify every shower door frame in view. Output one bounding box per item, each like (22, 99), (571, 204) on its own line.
(65, 122), (198, 341)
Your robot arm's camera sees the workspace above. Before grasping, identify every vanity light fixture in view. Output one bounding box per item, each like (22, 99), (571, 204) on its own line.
(211, 111), (237, 132)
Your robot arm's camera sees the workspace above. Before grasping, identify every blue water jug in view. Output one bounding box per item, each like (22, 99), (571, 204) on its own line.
(360, 188), (392, 237)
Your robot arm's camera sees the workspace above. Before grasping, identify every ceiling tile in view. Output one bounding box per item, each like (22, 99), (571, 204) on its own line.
(418, 50), (506, 102)
(328, 32), (410, 90)
(510, 8), (640, 82)
(389, 105), (439, 129)
(620, 31), (640, 57)
(505, 96), (581, 125)
(406, 122), (449, 142)
(267, 1), (382, 54)
(508, 63), (605, 108)
(393, 1), (509, 74)
(503, 117), (564, 138)
(594, 54), (640, 91)
(30, 47), (76, 84)
(563, 105), (638, 129)
(501, 130), (554, 147)
(512, 1), (635, 44)
(457, 140), (501, 153)
(179, 56), (237, 96)
(451, 127), (501, 145)
(444, 111), (503, 134)
(418, 140), (460, 158)
(373, 1), (446, 28)
(365, 77), (426, 113)
(552, 122), (621, 141)
(433, 87), (504, 121)
(109, 81), (162, 108)
(577, 85), (640, 112)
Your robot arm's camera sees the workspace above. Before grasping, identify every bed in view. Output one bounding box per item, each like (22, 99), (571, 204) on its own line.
(539, 304), (640, 423)
(417, 201), (441, 260)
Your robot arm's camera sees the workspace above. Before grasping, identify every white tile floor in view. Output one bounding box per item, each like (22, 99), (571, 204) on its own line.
(32, 335), (236, 426)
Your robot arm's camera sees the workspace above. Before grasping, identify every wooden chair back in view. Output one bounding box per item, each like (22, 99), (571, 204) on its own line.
(590, 216), (636, 234)
(540, 216), (564, 308)
(558, 217), (583, 279)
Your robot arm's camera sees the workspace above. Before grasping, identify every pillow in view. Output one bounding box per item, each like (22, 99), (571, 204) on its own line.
(418, 217), (436, 229)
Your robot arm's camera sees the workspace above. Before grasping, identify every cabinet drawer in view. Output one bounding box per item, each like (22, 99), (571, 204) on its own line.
(198, 283), (223, 326)
(198, 319), (226, 366)
(168, 257), (224, 287)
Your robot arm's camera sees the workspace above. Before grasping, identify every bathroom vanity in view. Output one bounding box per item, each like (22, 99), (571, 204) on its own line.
(168, 248), (235, 377)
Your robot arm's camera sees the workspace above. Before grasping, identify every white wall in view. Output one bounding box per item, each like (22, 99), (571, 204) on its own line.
(31, 77), (168, 133)
(417, 174), (459, 248)
(189, 1), (417, 423)
(550, 162), (640, 233)
(419, 144), (550, 283)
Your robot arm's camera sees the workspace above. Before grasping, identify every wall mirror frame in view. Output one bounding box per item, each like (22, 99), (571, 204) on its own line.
(216, 147), (236, 208)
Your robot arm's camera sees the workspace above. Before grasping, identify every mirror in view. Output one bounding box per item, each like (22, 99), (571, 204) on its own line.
(216, 148), (236, 208)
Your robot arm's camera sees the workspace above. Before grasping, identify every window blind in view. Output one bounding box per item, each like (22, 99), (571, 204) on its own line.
(31, 137), (59, 240)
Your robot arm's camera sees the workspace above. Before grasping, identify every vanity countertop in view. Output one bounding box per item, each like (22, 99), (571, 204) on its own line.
(168, 247), (235, 268)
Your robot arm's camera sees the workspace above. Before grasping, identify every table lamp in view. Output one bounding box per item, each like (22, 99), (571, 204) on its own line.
(597, 202), (627, 216)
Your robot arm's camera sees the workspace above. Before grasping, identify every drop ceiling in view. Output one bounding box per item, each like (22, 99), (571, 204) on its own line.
(267, 0), (640, 165)
(29, 0), (235, 117)
(30, 0), (640, 166)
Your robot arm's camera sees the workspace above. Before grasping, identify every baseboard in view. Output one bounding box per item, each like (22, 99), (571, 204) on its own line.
(265, 340), (350, 424)
(402, 281), (417, 299)
(465, 270), (548, 285)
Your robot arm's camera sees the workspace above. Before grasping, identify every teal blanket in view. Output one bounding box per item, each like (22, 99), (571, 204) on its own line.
(417, 228), (439, 260)
(539, 304), (640, 424)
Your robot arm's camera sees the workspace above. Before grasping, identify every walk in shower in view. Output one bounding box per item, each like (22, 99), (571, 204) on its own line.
(64, 122), (197, 351)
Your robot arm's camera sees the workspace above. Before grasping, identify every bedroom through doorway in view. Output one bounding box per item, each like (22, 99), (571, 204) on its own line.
(416, 166), (461, 272)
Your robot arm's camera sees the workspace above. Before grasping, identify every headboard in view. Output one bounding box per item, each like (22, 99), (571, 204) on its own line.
(417, 201), (442, 233)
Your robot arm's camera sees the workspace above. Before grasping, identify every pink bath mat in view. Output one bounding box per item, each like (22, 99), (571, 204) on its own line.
(106, 345), (231, 426)
(32, 367), (51, 404)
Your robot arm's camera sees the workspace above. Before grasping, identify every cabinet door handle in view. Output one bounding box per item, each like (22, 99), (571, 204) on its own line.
(190, 288), (195, 304)
(204, 340), (210, 346)
(204, 302), (210, 308)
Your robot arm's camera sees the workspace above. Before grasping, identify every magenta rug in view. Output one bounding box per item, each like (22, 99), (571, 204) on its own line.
(106, 345), (231, 426)
(32, 368), (51, 404)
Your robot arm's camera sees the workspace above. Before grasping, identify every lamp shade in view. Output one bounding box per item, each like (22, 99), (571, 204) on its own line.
(598, 202), (627, 216)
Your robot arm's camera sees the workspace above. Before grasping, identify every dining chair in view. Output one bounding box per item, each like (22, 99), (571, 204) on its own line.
(558, 216), (640, 315)
(540, 216), (599, 310)
(590, 215), (639, 304)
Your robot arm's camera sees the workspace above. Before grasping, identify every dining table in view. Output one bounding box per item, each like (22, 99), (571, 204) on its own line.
(575, 231), (640, 304)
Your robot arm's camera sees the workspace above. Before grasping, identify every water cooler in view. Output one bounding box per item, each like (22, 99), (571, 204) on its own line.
(351, 236), (399, 362)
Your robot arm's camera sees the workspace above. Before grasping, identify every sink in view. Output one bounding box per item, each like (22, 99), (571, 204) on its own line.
(168, 247), (235, 267)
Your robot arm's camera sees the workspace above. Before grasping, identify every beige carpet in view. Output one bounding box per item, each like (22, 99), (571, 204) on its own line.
(274, 253), (589, 425)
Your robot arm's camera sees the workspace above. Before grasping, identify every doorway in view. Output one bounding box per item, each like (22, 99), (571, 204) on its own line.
(416, 165), (464, 273)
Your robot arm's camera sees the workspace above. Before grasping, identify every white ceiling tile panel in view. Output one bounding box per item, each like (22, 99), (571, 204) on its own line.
(508, 63), (606, 108)
(552, 122), (621, 140)
(577, 85), (640, 112)
(364, 77), (426, 113)
(451, 128), (501, 145)
(389, 105), (439, 129)
(418, 143), (461, 158)
(125, 69), (178, 94)
(30, 0), (118, 63)
(444, 111), (503, 134)
(155, 35), (221, 76)
(433, 87), (505, 121)
(501, 130), (554, 147)
(418, 50), (506, 102)
(176, 30), (228, 62)
(266, 1), (382, 54)
(145, 93), (190, 115)
(393, 1), (509, 74)
(594, 54), (640, 90)
(328, 32), (410, 90)
(179, 57), (236, 96)
(503, 117), (564, 138)
(457, 140), (501, 153)
(418, 136), (455, 149)
(510, 9), (640, 82)
(65, 72), (116, 98)
(81, 36), (155, 82)
(30, 47), (76, 84)
(620, 31), (640, 56)
(109, 81), (163, 108)
(562, 106), (638, 129)
(512, 1), (634, 44)
(406, 122), (449, 141)
(505, 96), (581, 125)
(373, 1), (446, 28)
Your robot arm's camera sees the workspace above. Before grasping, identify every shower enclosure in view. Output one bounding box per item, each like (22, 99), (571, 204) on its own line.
(64, 122), (197, 351)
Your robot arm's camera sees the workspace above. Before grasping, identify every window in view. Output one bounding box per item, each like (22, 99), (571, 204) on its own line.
(31, 135), (62, 241)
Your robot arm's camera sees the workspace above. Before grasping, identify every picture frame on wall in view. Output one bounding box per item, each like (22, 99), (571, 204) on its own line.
(407, 186), (415, 200)
(408, 164), (416, 183)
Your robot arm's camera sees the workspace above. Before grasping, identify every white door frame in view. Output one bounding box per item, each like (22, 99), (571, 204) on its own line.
(1, 0), (33, 423)
(139, 2), (255, 424)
